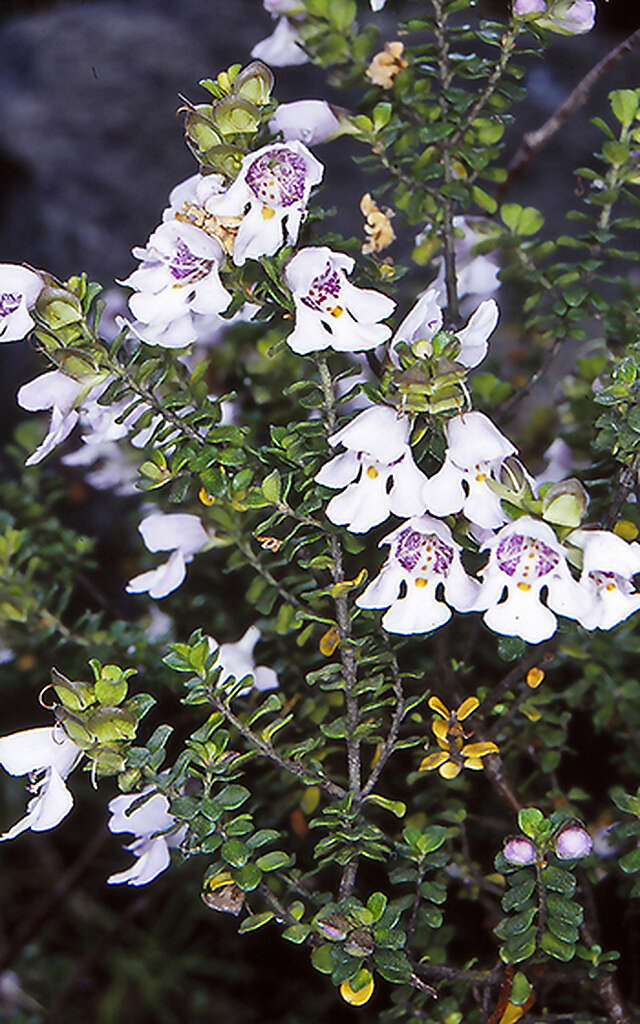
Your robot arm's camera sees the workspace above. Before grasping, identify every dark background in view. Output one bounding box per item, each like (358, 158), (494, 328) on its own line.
(0, 1), (639, 1021)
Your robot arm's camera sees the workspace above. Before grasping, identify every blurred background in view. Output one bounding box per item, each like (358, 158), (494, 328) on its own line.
(0, 1), (639, 1021)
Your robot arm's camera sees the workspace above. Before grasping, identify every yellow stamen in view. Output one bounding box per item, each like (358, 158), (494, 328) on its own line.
(475, 472), (487, 482)
(414, 577), (428, 588)
(366, 466), (379, 479)
(330, 305), (344, 318)
(261, 205), (276, 220)
(517, 582), (531, 591)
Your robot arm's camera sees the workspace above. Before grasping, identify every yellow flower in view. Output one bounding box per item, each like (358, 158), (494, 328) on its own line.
(361, 193), (396, 254)
(365, 41), (408, 89)
(419, 695), (498, 778)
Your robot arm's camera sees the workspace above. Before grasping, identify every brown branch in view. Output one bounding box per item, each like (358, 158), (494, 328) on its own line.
(501, 27), (640, 199)
(580, 922), (632, 1024)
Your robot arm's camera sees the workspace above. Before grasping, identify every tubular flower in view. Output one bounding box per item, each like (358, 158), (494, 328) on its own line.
(126, 513), (210, 599)
(205, 142), (323, 266)
(107, 788), (186, 886)
(472, 517), (593, 644)
(427, 216), (501, 301)
(0, 726), (81, 841)
(513, 0), (595, 33)
(284, 247), (396, 354)
(366, 42), (407, 89)
(356, 515), (480, 634)
(392, 289), (499, 368)
(563, 529), (640, 631)
(17, 369), (110, 466)
(119, 219), (232, 348)
(419, 696), (498, 779)
(0, 264), (43, 342)
(422, 411), (516, 529)
(269, 100), (345, 146)
(315, 405), (428, 533)
(207, 626), (279, 694)
(251, 17), (309, 67)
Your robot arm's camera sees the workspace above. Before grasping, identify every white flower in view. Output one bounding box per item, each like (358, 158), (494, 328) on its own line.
(107, 788), (186, 886)
(425, 217), (500, 302)
(120, 220), (232, 348)
(392, 288), (499, 368)
(565, 529), (640, 631)
(126, 513), (210, 599)
(356, 515), (479, 634)
(0, 264), (43, 342)
(315, 405), (428, 533)
(0, 726), (81, 841)
(422, 412), (516, 529)
(473, 517), (592, 644)
(513, 0), (595, 33)
(251, 17), (309, 66)
(264, 0), (305, 12)
(17, 369), (107, 466)
(284, 247), (396, 354)
(535, 438), (573, 486)
(208, 626), (279, 693)
(370, 0), (387, 9)
(205, 142), (323, 266)
(269, 100), (344, 146)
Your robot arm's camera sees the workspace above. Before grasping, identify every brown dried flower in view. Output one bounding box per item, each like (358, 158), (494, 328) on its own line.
(360, 193), (396, 254)
(365, 41), (408, 89)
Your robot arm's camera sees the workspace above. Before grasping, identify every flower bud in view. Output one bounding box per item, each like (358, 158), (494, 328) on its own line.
(213, 96), (261, 136)
(542, 478), (589, 528)
(503, 837), (537, 865)
(234, 61), (274, 106)
(555, 825), (593, 859)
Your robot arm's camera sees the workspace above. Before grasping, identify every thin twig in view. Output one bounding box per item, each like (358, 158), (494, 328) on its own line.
(361, 649), (405, 798)
(212, 694), (345, 800)
(431, 0), (459, 325)
(501, 28), (640, 199)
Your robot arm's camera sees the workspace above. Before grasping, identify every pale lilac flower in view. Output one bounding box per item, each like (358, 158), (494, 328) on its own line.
(17, 369), (107, 466)
(565, 529), (640, 631)
(205, 142), (323, 266)
(315, 405), (428, 533)
(207, 626), (279, 694)
(356, 515), (479, 634)
(284, 247), (395, 354)
(126, 513), (210, 599)
(107, 788), (186, 886)
(120, 220), (231, 348)
(416, 217), (500, 303)
(0, 727), (81, 841)
(269, 101), (344, 146)
(555, 825), (593, 859)
(264, 0), (305, 12)
(535, 438), (573, 486)
(473, 517), (592, 644)
(503, 836), (537, 865)
(252, 17), (309, 66)
(0, 264), (43, 342)
(513, 0), (595, 34)
(392, 288), (499, 368)
(164, 172), (226, 221)
(422, 411), (516, 529)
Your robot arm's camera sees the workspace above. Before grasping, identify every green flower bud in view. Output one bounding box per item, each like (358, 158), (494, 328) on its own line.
(233, 61), (274, 106)
(213, 96), (261, 136)
(542, 478), (589, 528)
